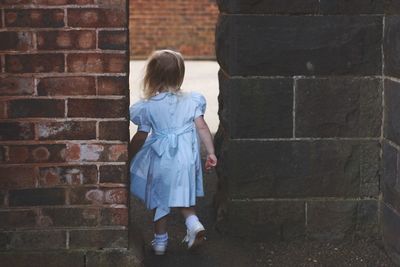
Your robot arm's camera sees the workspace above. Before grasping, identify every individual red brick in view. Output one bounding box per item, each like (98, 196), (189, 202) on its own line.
(37, 76), (95, 96)
(5, 54), (65, 73)
(0, 32), (34, 51)
(8, 99), (65, 118)
(37, 30), (96, 50)
(1, 0), (32, 4)
(5, 9), (65, 28)
(100, 207), (128, 226)
(0, 191), (5, 207)
(98, 120), (129, 140)
(99, 165), (127, 183)
(6, 144), (66, 163)
(65, 143), (127, 162)
(0, 122), (34, 141)
(38, 165), (98, 186)
(9, 188), (65, 206)
(68, 8), (126, 28)
(40, 207), (100, 227)
(67, 98), (127, 118)
(0, 77), (34, 96)
(97, 76), (127, 95)
(0, 167), (36, 189)
(35, 0), (95, 4)
(37, 121), (96, 140)
(7, 230), (66, 250)
(67, 53), (126, 73)
(69, 229), (127, 249)
(104, 188), (127, 204)
(98, 30), (127, 50)
(0, 210), (37, 229)
(68, 187), (103, 205)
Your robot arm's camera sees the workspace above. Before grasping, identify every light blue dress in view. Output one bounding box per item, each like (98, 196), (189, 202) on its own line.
(130, 91), (206, 221)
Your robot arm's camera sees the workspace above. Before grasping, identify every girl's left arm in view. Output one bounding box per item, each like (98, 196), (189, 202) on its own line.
(128, 131), (148, 162)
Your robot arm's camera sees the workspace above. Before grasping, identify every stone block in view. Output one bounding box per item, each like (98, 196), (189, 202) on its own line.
(99, 165), (128, 183)
(320, 0), (384, 14)
(296, 77), (382, 138)
(9, 188), (65, 206)
(383, 141), (400, 213)
(384, 79), (400, 144)
(0, 77), (34, 96)
(67, 98), (127, 118)
(219, 74), (293, 138)
(4, 9), (64, 28)
(37, 121), (97, 140)
(37, 77), (96, 96)
(67, 8), (126, 28)
(217, 0), (318, 14)
(99, 121), (129, 140)
(0, 252), (84, 267)
(8, 99), (65, 118)
(356, 200), (379, 238)
(383, 203), (400, 264)
(0, 122), (34, 141)
(0, 166), (36, 189)
(385, 0), (400, 14)
(226, 200), (305, 241)
(307, 201), (357, 240)
(6, 230), (66, 250)
(37, 30), (96, 50)
(69, 229), (128, 249)
(98, 30), (127, 50)
(0, 32), (33, 51)
(222, 140), (380, 198)
(98, 76), (127, 95)
(384, 16), (400, 77)
(216, 15), (382, 76)
(38, 165), (98, 186)
(5, 54), (64, 73)
(0, 210), (37, 229)
(67, 53), (127, 73)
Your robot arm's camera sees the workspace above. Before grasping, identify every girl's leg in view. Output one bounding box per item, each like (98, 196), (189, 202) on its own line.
(153, 213), (168, 234)
(180, 206), (196, 219)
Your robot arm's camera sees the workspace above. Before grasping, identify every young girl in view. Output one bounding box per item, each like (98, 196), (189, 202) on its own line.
(128, 50), (217, 255)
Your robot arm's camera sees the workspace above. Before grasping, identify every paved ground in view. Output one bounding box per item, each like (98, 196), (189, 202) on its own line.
(129, 60), (220, 137)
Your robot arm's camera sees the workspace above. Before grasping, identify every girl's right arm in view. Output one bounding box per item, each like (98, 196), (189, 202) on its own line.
(194, 116), (217, 170)
(128, 131), (148, 162)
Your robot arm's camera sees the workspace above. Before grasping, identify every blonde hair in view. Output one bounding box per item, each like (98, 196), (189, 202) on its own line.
(142, 50), (185, 99)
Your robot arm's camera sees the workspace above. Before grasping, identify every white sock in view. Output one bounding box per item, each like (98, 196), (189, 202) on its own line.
(185, 214), (200, 230)
(154, 232), (168, 244)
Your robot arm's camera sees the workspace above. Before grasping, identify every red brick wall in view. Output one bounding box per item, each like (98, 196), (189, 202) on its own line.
(130, 0), (218, 59)
(0, 0), (135, 264)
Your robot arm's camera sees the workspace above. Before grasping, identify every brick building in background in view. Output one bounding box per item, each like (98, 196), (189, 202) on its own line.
(129, 0), (218, 59)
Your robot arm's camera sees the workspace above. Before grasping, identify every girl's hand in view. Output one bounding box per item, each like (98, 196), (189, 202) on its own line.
(205, 154), (217, 170)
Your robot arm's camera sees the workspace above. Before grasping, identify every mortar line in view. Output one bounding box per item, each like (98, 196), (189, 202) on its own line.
(292, 77), (297, 138)
(304, 202), (308, 227)
(380, 15), (386, 197)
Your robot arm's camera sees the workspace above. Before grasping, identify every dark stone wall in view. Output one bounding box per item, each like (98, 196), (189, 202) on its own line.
(382, 13), (400, 264)
(215, 0), (389, 242)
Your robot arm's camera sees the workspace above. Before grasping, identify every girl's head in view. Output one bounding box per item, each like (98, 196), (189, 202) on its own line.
(143, 50), (185, 99)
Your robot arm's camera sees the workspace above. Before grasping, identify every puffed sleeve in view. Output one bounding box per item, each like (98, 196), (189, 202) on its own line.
(129, 101), (151, 132)
(192, 92), (207, 119)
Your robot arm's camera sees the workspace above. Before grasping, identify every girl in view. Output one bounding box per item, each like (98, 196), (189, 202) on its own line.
(128, 50), (217, 255)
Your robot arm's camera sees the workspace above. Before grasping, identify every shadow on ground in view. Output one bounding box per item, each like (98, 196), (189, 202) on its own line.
(129, 152), (395, 267)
